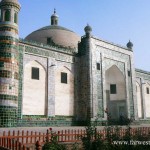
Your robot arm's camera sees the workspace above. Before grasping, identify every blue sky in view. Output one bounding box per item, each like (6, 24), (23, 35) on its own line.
(18, 0), (150, 71)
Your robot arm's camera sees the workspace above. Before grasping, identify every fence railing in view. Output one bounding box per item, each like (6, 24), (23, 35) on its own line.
(0, 138), (29, 150)
(0, 127), (150, 150)
(0, 130), (46, 150)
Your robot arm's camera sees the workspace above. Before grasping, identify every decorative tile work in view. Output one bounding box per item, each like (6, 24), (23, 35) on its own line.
(17, 45), (24, 119)
(20, 38), (77, 54)
(0, 0), (20, 127)
(95, 41), (135, 119)
(96, 76), (104, 117)
(23, 44), (74, 63)
(0, 94), (17, 100)
(47, 58), (55, 116)
(0, 106), (17, 127)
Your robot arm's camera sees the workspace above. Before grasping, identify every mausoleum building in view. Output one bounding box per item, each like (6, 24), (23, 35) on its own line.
(0, 0), (150, 127)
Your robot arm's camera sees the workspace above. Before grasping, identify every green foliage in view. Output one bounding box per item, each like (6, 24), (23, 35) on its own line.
(71, 142), (80, 150)
(81, 117), (150, 150)
(41, 116), (150, 150)
(42, 129), (66, 150)
(42, 141), (66, 150)
(81, 119), (105, 150)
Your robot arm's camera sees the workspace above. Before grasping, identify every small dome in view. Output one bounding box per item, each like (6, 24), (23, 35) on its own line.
(25, 25), (80, 49)
(127, 40), (133, 49)
(84, 24), (92, 34)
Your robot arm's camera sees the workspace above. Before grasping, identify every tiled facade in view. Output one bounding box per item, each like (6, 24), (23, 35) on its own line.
(0, 0), (21, 127)
(0, 0), (150, 127)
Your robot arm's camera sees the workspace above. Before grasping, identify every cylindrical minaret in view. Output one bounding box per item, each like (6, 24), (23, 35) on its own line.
(0, 0), (21, 127)
(84, 24), (93, 120)
(77, 24), (93, 123)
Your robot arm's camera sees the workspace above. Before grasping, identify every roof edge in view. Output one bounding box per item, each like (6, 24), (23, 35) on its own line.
(91, 35), (132, 52)
(135, 68), (150, 75)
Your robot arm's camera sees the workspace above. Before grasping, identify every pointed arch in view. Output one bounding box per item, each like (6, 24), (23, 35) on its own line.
(105, 65), (127, 119)
(25, 60), (46, 71)
(106, 65), (125, 81)
(64, 66), (72, 73)
(105, 65), (126, 98)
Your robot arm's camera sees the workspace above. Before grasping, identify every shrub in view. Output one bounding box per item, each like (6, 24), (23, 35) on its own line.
(42, 128), (66, 150)
(81, 118), (150, 150)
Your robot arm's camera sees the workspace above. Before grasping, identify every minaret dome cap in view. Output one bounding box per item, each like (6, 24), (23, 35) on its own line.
(127, 40), (133, 49)
(84, 24), (92, 34)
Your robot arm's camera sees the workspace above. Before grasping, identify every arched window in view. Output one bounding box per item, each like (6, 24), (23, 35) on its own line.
(14, 12), (18, 23)
(5, 10), (10, 21)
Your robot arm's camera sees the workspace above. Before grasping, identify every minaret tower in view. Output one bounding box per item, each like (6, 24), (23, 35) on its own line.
(78, 24), (93, 123)
(0, 0), (21, 127)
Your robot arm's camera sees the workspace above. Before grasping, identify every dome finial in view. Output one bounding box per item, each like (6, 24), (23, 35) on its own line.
(51, 9), (59, 25)
(54, 8), (56, 14)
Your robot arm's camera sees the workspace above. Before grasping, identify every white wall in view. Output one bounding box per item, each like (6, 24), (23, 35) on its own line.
(145, 83), (150, 117)
(136, 82), (142, 118)
(55, 66), (74, 116)
(23, 61), (46, 115)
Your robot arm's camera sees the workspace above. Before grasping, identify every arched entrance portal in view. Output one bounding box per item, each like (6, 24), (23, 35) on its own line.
(105, 65), (127, 120)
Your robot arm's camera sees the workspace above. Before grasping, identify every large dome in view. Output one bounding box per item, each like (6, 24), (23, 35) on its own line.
(25, 25), (81, 49)
(25, 9), (80, 49)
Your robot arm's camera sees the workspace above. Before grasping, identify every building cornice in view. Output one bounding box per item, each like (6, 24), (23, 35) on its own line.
(135, 68), (150, 75)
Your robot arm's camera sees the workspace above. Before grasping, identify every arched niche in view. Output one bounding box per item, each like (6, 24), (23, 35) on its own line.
(23, 60), (46, 115)
(105, 65), (127, 119)
(105, 65), (126, 100)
